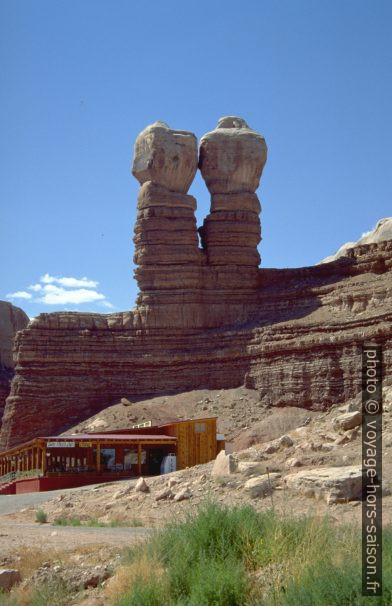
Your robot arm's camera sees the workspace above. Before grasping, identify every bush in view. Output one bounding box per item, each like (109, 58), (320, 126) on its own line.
(35, 509), (47, 524)
(115, 576), (167, 606)
(113, 502), (392, 606)
(280, 560), (391, 606)
(29, 578), (72, 606)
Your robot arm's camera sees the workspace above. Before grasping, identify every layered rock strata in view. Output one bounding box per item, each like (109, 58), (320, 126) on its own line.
(1, 117), (391, 448)
(0, 302), (29, 427)
(132, 122), (201, 301)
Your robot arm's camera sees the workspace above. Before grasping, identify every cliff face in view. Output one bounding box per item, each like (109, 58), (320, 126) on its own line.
(1, 118), (391, 449)
(0, 301), (29, 428)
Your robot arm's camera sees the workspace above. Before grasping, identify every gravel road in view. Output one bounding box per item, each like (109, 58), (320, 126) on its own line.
(0, 484), (111, 515)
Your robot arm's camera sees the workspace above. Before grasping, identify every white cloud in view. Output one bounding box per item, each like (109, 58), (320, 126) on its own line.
(6, 274), (114, 309)
(40, 273), (98, 288)
(6, 291), (32, 300)
(38, 287), (105, 305)
(100, 300), (115, 309)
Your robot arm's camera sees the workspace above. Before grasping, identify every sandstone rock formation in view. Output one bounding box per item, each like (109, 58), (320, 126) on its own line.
(321, 217), (392, 263)
(132, 121), (198, 194)
(132, 122), (200, 301)
(284, 465), (363, 504)
(198, 117), (266, 267)
(1, 118), (392, 449)
(0, 301), (29, 428)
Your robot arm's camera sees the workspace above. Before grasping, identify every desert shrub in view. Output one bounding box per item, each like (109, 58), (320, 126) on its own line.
(29, 578), (72, 606)
(35, 509), (47, 524)
(280, 559), (391, 606)
(112, 502), (392, 606)
(115, 575), (167, 606)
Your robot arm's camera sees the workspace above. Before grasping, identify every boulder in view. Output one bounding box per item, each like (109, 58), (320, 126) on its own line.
(243, 472), (280, 498)
(135, 477), (149, 493)
(132, 121), (197, 194)
(211, 450), (236, 477)
(284, 465), (363, 504)
(199, 116), (267, 194)
(0, 569), (21, 590)
(334, 411), (362, 431)
(237, 461), (261, 474)
(279, 435), (294, 448)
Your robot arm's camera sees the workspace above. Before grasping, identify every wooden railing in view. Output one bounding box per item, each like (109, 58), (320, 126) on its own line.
(0, 469), (43, 485)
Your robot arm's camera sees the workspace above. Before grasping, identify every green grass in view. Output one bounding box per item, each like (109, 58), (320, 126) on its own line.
(29, 578), (73, 606)
(0, 590), (18, 606)
(114, 502), (392, 606)
(53, 516), (143, 527)
(35, 509), (47, 524)
(0, 579), (73, 606)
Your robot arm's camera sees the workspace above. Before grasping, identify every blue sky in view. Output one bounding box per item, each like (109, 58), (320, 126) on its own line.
(1, 1), (391, 317)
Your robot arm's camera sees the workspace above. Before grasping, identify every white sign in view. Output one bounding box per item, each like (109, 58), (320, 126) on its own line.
(47, 441), (75, 448)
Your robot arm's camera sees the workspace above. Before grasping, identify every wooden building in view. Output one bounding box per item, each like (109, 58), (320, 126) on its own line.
(0, 417), (223, 494)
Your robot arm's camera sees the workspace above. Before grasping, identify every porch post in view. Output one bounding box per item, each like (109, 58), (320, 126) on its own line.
(42, 447), (46, 474)
(96, 444), (101, 473)
(137, 444), (142, 476)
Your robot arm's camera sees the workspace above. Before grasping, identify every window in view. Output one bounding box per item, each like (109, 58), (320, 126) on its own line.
(194, 423), (206, 433)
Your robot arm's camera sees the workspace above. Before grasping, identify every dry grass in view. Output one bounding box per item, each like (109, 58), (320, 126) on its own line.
(12, 546), (62, 578)
(104, 552), (164, 605)
(6, 584), (33, 606)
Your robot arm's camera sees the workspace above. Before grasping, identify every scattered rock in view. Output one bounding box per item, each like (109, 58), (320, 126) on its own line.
(243, 473), (280, 498)
(284, 465), (363, 504)
(135, 477), (150, 493)
(211, 450), (236, 476)
(285, 457), (302, 468)
(0, 569), (21, 591)
(334, 411), (362, 431)
(174, 488), (192, 502)
(279, 435), (294, 448)
(167, 477), (180, 488)
(155, 487), (173, 501)
(264, 442), (279, 455)
(237, 461), (261, 474)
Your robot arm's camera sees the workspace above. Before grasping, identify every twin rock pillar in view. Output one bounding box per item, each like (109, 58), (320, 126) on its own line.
(131, 117), (267, 328)
(198, 116), (267, 267)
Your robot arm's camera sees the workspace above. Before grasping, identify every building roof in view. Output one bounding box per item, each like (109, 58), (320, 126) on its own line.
(0, 433), (177, 457)
(55, 433), (176, 441)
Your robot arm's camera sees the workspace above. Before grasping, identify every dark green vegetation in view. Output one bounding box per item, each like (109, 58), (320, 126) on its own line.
(116, 502), (392, 606)
(53, 515), (143, 527)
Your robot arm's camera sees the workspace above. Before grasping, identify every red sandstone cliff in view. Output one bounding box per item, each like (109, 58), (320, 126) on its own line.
(0, 301), (29, 430)
(1, 118), (391, 448)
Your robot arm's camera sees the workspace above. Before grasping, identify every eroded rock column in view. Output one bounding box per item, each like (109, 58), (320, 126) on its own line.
(132, 121), (200, 293)
(199, 116), (267, 266)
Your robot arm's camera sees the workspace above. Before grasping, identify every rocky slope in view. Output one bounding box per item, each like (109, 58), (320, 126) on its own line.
(0, 301), (29, 429)
(1, 117), (391, 448)
(9, 386), (392, 530)
(1, 387), (391, 604)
